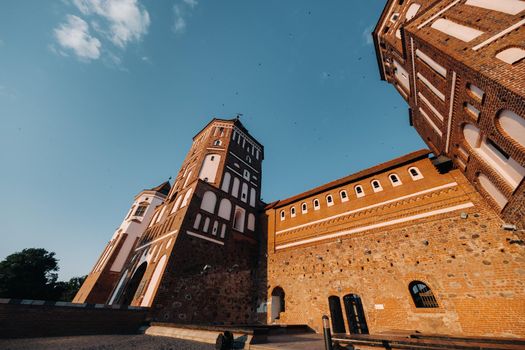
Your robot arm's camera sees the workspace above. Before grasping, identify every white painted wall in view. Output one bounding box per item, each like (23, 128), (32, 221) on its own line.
(218, 199), (232, 220)
(201, 191), (217, 214)
(406, 3), (421, 21)
(465, 0), (525, 15)
(416, 49), (447, 77)
(499, 110), (525, 148)
(496, 47), (525, 64)
(199, 154), (221, 183)
(140, 255), (168, 307)
(247, 213), (255, 231)
(221, 172), (231, 192)
(431, 19), (483, 42)
(394, 60), (411, 92)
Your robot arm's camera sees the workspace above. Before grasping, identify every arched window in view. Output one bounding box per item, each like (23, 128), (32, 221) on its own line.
(193, 213), (201, 230)
(232, 177), (240, 198)
(389, 174), (402, 186)
(200, 191), (217, 213)
(212, 221), (219, 235)
(250, 188), (256, 207)
(183, 169), (193, 188)
(409, 281), (438, 308)
(220, 224), (226, 238)
(371, 180), (383, 192)
(247, 213), (255, 231)
(199, 154), (221, 183)
(355, 185), (364, 198)
(280, 210), (285, 221)
(408, 167), (424, 180)
(290, 207), (296, 217)
(221, 172), (231, 192)
(213, 139), (222, 146)
(301, 202), (308, 214)
(218, 198), (232, 220)
(326, 195), (334, 206)
(313, 199), (320, 210)
(243, 169), (250, 180)
(241, 182), (248, 202)
(134, 202), (148, 217)
(203, 217), (210, 233)
(340, 190), (348, 202)
(171, 195), (183, 214)
(233, 207), (245, 232)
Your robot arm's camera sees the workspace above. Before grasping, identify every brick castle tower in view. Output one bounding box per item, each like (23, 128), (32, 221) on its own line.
(373, 0), (525, 227)
(75, 118), (265, 324)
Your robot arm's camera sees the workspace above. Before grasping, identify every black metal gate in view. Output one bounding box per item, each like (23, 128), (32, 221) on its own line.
(343, 294), (369, 334)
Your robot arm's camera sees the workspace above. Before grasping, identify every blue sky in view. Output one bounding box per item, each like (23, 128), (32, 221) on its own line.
(0, 0), (426, 280)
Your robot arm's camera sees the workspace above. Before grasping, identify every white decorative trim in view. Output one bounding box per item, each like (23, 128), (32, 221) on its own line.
(276, 182), (459, 235)
(417, 72), (445, 101)
(206, 147), (224, 151)
(472, 18), (525, 51)
(418, 92), (444, 121)
(229, 152), (259, 174)
(410, 37), (418, 105)
(187, 231), (225, 245)
(135, 230), (178, 251)
(417, 0), (461, 29)
(420, 107), (443, 137)
(446, 71), (457, 153)
(377, 0), (398, 78)
(276, 202), (475, 249)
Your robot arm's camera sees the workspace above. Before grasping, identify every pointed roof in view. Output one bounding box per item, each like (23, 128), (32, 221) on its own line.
(149, 181), (171, 196)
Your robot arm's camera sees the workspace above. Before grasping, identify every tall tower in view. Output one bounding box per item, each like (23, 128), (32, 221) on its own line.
(73, 181), (170, 304)
(373, 0), (525, 227)
(107, 118), (265, 324)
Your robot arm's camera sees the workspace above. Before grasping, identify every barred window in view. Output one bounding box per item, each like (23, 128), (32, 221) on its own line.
(409, 281), (438, 308)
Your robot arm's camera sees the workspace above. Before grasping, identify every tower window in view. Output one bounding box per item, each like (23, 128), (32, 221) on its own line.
(371, 180), (383, 192)
(408, 167), (424, 180)
(243, 169), (250, 180)
(355, 185), (365, 198)
(313, 199), (320, 210)
(280, 210), (285, 221)
(326, 195), (334, 207)
(291, 207), (296, 217)
(301, 202), (307, 214)
(409, 281), (438, 308)
(213, 140), (222, 146)
(134, 203), (148, 217)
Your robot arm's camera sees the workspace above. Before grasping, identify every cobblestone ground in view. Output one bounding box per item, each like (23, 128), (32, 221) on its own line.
(0, 334), (215, 350)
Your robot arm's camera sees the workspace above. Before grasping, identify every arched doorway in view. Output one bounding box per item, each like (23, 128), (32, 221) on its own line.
(328, 296), (346, 334)
(343, 294), (369, 334)
(271, 287), (285, 322)
(120, 262), (147, 306)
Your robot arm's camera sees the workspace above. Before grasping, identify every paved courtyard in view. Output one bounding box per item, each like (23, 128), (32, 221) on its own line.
(0, 334), (214, 350)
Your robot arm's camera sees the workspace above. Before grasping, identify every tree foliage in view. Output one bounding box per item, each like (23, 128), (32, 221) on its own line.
(0, 248), (86, 301)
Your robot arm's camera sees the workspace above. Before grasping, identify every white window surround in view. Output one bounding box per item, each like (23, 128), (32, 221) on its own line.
(247, 213), (255, 231)
(220, 224), (226, 238)
(326, 195), (334, 207)
(390, 12), (400, 23)
(243, 169), (250, 180)
(193, 214), (201, 230)
(340, 190), (349, 202)
(394, 60), (411, 93)
(463, 123), (525, 189)
(465, 0), (525, 15)
(301, 203), (308, 214)
(250, 188), (256, 207)
(389, 174), (403, 186)
(408, 167), (424, 180)
(477, 173), (508, 209)
(418, 92), (444, 122)
(431, 18), (484, 42)
(417, 73), (445, 101)
(218, 198), (232, 220)
(498, 109), (525, 148)
(371, 180), (383, 192)
(406, 3), (421, 21)
(203, 217), (210, 233)
(233, 207), (245, 232)
(201, 191), (217, 214)
(465, 103), (481, 120)
(180, 188), (193, 208)
(241, 182), (248, 203)
(355, 185), (365, 198)
(213, 140), (222, 146)
(212, 221), (219, 236)
(232, 177), (240, 198)
(419, 107), (443, 137)
(416, 49), (447, 77)
(313, 199), (321, 210)
(291, 207), (296, 217)
(467, 83), (485, 101)
(280, 210), (285, 221)
(221, 172), (231, 192)
(496, 47), (525, 64)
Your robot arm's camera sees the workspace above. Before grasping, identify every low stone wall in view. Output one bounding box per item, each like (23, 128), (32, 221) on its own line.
(0, 298), (148, 338)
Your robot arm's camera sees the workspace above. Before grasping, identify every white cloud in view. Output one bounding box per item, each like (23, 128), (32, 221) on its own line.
(173, 0), (198, 34)
(362, 24), (374, 46)
(183, 0), (198, 8)
(73, 0), (150, 48)
(54, 15), (101, 60)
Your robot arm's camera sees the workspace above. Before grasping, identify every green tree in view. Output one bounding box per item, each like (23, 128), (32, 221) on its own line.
(55, 275), (87, 301)
(0, 248), (60, 300)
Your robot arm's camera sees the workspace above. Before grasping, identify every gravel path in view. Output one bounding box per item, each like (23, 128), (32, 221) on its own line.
(0, 334), (215, 350)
